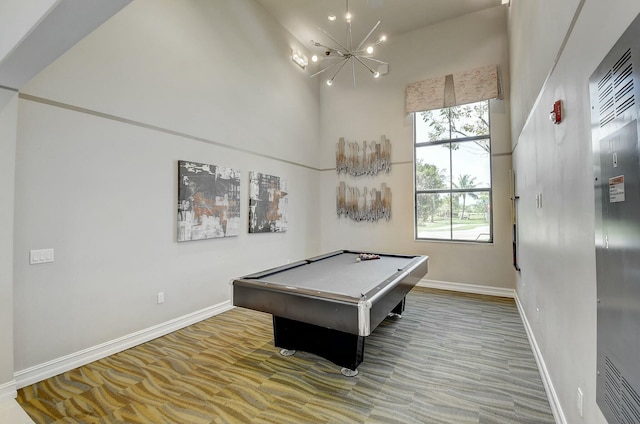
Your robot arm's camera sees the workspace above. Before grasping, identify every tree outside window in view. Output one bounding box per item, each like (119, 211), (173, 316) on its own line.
(414, 100), (492, 242)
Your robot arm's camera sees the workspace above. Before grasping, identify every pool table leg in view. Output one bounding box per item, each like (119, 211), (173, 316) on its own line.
(388, 297), (406, 318)
(341, 367), (358, 377)
(272, 316), (364, 375)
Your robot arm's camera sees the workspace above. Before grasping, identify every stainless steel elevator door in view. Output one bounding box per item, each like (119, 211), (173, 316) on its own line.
(591, 13), (640, 423)
(595, 121), (640, 424)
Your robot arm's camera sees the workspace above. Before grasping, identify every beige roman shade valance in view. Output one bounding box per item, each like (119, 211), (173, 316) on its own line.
(405, 64), (501, 113)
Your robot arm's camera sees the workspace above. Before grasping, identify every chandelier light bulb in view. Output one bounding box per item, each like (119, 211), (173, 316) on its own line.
(328, 15), (337, 21)
(327, 79), (333, 86)
(311, 55), (318, 62)
(379, 34), (387, 42)
(345, 12), (352, 22)
(373, 71), (380, 78)
(366, 46), (374, 54)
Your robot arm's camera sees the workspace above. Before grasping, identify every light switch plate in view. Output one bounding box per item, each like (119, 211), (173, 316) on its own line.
(29, 249), (54, 264)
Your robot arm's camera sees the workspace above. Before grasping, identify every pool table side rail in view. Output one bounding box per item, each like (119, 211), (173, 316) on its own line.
(232, 281), (363, 334)
(239, 250), (417, 281)
(365, 256), (428, 334)
(239, 259), (310, 280)
(361, 256), (428, 303)
(231, 254), (429, 336)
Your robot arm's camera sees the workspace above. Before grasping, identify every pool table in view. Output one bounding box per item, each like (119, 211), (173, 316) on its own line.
(231, 250), (428, 376)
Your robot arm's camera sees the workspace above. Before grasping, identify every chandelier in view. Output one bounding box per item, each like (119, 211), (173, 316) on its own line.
(309, 0), (388, 87)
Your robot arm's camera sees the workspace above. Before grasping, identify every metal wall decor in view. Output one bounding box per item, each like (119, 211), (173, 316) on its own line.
(336, 181), (391, 222)
(336, 135), (391, 176)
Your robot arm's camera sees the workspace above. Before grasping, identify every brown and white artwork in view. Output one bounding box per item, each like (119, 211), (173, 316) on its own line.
(336, 135), (391, 176)
(178, 160), (240, 241)
(336, 182), (392, 222)
(249, 172), (288, 233)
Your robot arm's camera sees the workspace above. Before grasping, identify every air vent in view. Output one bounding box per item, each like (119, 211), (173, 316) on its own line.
(598, 48), (635, 128)
(604, 356), (640, 423)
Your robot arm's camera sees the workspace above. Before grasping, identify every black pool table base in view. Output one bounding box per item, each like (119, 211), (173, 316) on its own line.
(273, 298), (405, 377)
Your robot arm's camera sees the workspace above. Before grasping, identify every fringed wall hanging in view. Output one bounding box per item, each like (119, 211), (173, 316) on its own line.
(336, 182), (391, 222)
(336, 135), (391, 176)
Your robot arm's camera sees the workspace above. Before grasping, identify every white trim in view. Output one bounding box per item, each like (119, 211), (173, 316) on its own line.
(0, 380), (17, 402)
(0, 399), (35, 423)
(418, 278), (516, 298)
(14, 301), (233, 389)
(514, 294), (566, 424)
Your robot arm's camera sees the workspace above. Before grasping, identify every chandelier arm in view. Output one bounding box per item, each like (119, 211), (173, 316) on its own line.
(347, 21), (353, 51)
(309, 57), (348, 78)
(314, 56), (348, 63)
(317, 27), (349, 53)
(352, 57), (357, 88)
(312, 40), (346, 57)
(353, 56), (378, 76)
(329, 57), (351, 83)
(355, 20), (381, 52)
(358, 57), (388, 65)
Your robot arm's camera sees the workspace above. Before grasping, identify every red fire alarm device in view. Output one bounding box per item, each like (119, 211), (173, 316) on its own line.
(549, 100), (562, 124)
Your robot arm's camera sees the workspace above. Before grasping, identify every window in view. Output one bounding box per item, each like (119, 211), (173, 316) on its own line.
(414, 100), (492, 242)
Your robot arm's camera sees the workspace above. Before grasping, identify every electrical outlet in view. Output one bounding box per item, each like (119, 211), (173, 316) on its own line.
(157, 292), (165, 304)
(577, 387), (583, 417)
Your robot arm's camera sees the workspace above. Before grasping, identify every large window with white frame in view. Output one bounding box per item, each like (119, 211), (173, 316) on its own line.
(414, 100), (492, 242)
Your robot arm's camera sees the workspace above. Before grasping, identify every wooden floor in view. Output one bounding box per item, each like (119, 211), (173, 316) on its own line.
(17, 287), (555, 423)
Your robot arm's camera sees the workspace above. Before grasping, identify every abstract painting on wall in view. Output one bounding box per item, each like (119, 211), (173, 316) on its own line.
(336, 182), (391, 222)
(336, 135), (391, 176)
(249, 172), (288, 233)
(178, 160), (240, 241)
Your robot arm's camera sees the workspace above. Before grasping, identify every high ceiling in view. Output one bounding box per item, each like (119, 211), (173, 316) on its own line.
(255, 0), (505, 49)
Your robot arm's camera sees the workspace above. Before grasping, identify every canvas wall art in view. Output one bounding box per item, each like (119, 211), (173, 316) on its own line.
(249, 172), (288, 233)
(336, 135), (391, 176)
(178, 160), (240, 241)
(336, 182), (392, 222)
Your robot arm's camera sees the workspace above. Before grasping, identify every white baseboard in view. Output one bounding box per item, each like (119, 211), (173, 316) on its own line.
(514, 294), (566, 424)
(418, 278), (516, 298)
(0, 398), (35, 423)
(0, 380), (17, 402)
(14, 301), (233, 389)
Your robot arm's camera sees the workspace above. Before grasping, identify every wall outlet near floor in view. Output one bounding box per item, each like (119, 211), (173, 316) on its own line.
(577, 387), (583, 417)
(157, 292), (165, 304)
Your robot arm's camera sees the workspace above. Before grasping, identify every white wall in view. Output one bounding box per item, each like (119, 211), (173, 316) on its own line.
(0, 89), (18, 400)
(507, 0), (582, 143)
(509, 1), (640, 423)
(319, 6), (516, 290)
(0, 0), (57, 63)
(13, 0), (321, 377)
